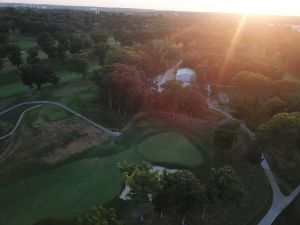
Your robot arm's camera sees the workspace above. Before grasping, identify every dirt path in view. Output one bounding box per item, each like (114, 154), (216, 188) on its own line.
(206, 92), (300, 225)
(0, 101), (121, 137)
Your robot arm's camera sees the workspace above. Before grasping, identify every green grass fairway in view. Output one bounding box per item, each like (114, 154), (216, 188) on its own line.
(0, 148), (143, 225)
(137, 132), (204, 167)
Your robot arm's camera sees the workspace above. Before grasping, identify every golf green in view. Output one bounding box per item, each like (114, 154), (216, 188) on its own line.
(137, 132), (204, 167)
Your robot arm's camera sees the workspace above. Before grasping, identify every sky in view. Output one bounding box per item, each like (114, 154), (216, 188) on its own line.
(1, 0), (300, 16)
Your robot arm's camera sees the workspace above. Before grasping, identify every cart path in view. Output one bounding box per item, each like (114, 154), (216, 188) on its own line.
(207, 95), (300, 225)
(0, 101), (121, 138)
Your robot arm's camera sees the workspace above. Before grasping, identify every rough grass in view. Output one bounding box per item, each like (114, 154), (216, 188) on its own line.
(47, 109), (70, 121)
(137, 132), (204, 167)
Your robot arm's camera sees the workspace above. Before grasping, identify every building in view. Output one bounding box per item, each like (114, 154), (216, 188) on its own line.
(153, 67), (196, 92)
(176, 68), (196, 86)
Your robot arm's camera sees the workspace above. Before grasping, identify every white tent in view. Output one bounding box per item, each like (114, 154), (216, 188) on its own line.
(176, 68), (196, 86)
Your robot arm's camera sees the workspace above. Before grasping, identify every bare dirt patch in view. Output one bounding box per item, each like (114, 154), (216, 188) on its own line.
(0, 117), (110, 167)
(39, 118), (110, 164)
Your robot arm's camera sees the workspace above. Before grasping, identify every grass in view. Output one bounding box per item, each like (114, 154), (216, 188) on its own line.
(0, 148), (143, 225)
(0, 31), (100, 99)
(47, 109), (70, 121)
(107, 36), (121, 47)
(273, 195), (300, 225)
(137, 132), (204, 167)
(0, 60), (99, 99)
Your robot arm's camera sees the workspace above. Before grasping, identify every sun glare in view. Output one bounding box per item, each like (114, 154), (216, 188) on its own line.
(211, 0), (298, 16)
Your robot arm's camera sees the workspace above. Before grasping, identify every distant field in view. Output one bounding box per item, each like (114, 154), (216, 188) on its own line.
(137, 132), (204, 167)
(283, 73), (300, 83)
(107, 36), (121, 47)
(0, 60), (100, 98)
(0, 32), (100, 99)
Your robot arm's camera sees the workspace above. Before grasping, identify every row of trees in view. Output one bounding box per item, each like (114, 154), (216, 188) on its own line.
(119, 162), (244, 224)
(229, 71), (300, 130)
(96, 64), (208, 118)
(257, 112), (300, 185)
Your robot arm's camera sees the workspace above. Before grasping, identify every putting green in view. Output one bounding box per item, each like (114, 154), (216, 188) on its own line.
(137, 132), (204, 167)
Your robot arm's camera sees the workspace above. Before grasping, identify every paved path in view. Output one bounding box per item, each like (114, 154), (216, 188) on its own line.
(206, 91), (300, 225)
(0, 101), (121, 137)
(0, 105), (41, 140)
(258, 155), (300, 225)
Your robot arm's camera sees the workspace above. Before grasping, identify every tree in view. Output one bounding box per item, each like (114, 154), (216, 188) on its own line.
(37, 32), (55, 56)
(153, 171), (206, 225)
(258, 112), (300, 184)
(77, 207), (123, 225)
(0, 32), (8, 43)
(0, 58), (3, 72)
(96, 63), (146, 115)
(214, 121), (240, 150)
(19, 64), (59, 90)
(258, 112), (300, 148)
(66, 54), (88, 79)
(90, 28), (108, 43)
(206, 165), (245, 204)
(161, 80), (184, 117)
(27, 48), (40, 65)
(263, 97), (286, 117)
(181, 87), (207, 117)
(104, 47), (129, 65)
(7, 44), (23, 67)
(119, 162), (161, 222)
(231, 71), (272, 100)
(93, 42), (110, 65)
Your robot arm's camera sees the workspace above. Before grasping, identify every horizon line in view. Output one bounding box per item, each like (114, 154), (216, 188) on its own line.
(1, 1), (300, 17)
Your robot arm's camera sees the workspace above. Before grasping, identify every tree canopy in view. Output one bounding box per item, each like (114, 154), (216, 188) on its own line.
(77, 207), (123, 225)
(19, 63), (59, 90)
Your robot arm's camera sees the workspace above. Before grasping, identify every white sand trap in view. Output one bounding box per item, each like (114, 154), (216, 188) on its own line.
(119, 166), (178, 200)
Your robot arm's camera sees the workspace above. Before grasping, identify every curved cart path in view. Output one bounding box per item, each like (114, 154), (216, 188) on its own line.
(0, 101), (121, 138)
(0, 105), (41, 140)
(207, 94), (300, 225)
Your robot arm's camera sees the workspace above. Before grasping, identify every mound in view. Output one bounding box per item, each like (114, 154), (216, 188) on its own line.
(137, 132), (204, 167)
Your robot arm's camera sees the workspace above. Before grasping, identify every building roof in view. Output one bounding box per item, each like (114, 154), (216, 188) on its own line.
(176, 68), (196, 85)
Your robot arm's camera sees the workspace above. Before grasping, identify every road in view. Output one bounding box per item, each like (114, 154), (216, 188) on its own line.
(0, 101), (121, 137)
(207, 91), (300, 225)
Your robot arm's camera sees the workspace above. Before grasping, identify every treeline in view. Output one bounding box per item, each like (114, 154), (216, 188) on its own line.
(119, 162), (244, 224)
(172, 16), (300, 83)
(230, 71), (300, 129)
